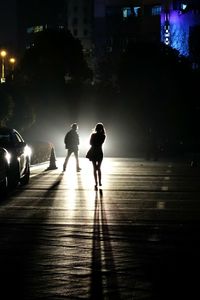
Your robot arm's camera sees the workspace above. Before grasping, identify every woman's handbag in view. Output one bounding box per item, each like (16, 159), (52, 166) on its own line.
(86, 147), (94, 160)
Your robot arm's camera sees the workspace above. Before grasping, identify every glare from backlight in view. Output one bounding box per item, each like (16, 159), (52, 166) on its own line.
(24, 145), (32, 158)
(79, 134), (90, 154)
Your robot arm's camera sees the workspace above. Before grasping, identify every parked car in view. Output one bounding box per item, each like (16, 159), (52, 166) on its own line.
(0, 147), (10, 194)
(0, 127), (31, 192)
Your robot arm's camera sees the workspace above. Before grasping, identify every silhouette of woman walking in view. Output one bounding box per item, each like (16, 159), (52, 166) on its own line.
(86, 123), (106, 190)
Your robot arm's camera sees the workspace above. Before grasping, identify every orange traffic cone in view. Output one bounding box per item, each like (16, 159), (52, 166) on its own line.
(46, 147), (58, 170)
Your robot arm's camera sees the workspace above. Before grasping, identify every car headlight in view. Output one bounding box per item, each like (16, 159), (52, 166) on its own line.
(5, 151), (11, 165)
(24, 145), (32, 158)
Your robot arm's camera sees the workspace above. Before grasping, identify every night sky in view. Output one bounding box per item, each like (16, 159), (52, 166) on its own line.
(0, 0), (18, 50)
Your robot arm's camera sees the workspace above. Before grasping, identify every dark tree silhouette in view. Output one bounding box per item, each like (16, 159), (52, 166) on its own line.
(0, 87), (14, 127)
(117, 41), (194, 155)
(17, 28), (92, 87)
(0, 83), (36, 132)
(8, 89), (36, 132)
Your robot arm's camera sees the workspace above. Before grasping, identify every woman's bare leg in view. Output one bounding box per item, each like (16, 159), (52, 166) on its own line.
(92, 161), (98, 188)
(97, 160), (102, 186)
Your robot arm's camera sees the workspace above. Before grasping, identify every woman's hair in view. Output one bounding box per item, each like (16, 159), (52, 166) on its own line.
(95, 123), (105, 134)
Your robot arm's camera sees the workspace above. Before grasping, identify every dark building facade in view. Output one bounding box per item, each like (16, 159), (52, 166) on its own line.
(16, 0), (163, 56)
(1, 0), (200, 65)
(94, 0), (162, 53)
(65, 0), (94, 50)
(94, 0), (200, 61)
(17, 0), (66, 53)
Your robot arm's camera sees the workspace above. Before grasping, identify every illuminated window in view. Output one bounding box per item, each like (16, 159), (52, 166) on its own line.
(123, 7), (132, 18)
(133, 6), (141, 16)
(152, 5), (161, 16)
(181, 3), (187, 11)
(33, 26), (43, 33)
(27, 26), (43, 34)
(173, 1), (187, 11)
(122, 6), (141, 18)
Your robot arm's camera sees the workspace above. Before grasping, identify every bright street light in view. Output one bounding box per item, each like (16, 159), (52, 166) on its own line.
(1, 50), (7, 83)
(9, 57), (16, 64)
(9, 57), (16, 80)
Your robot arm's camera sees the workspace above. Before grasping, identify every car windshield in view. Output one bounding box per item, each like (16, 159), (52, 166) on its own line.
(0, 133), (12, 146)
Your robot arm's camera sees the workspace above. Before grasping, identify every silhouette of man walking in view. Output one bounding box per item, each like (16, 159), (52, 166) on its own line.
(63, 123), (81, 172)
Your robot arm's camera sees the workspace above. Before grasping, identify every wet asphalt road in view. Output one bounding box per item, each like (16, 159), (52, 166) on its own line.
(0, 157), (200, 300)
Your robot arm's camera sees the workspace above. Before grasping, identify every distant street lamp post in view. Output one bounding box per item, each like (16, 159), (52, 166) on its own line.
(9, 57), (16, 80)
(1, 50), (7, 83)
